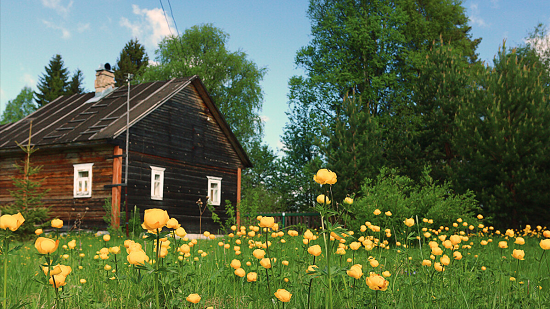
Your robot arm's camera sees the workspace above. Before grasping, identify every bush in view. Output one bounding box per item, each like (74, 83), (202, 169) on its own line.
(343, 167), (480, 237)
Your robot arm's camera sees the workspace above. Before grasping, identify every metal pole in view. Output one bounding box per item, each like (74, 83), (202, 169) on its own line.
(125, 74), (133, 237)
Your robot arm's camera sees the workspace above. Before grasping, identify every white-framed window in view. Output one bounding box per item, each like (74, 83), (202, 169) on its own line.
(73, 163), (93, 198)
(207, 176), (222, 206)
(150, 166), (165, 200)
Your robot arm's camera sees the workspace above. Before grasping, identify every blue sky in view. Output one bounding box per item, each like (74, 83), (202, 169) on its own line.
(1, 0), (549, 153)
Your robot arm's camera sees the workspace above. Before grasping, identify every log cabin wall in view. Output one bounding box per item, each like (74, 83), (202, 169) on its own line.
(0, 144), (114, 228)
(117, 84), (243, 233)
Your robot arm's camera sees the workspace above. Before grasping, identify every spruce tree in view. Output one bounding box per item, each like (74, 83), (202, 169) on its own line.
(66, 69), (86, 95)
(34, 54), (70, 107)
(113, 38), (149, 87)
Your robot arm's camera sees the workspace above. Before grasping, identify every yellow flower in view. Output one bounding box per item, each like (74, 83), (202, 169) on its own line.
(498, 241), (508, 249)
(260, 258), (271, 269)
(307, 265), (318, 274)
(308, 245), (322, 257)
(104, 264), (112, 271)
(274, 289), (292, 302)
(512, 249), (525, 260)
(316, 194), (330, 204)
(127, 250), (149, 266)
(142, 208), (169, 231)
(347, 264), (363, 279)
(109, 246), (121, 255)
(166, 218), (180, 229)
(230, 259), (241, 269)
(403, 218), (414, 227)
(543, 230), (550, 238)
(365, 273), (389, 291)
(186, 293), (201, 304)
(514, 237), (525, 245)
(477, 214), (483, 220)
(259, 216), (275, 228)
(385, 211), (392, 216)
(440, 255), (451, 266)
(234, 268), (246, 277)
(282, 260), (289, 266)
(80, 279), (86, 284)
(540, 239), (550, 250)
(43, 265), (62, 276)
(49, 275), (67, 288)
(422, 260), (432, 267)
(103, 234), (111, 242)
(336, 247), (346, 255)
(431, 246), (443, 256)
(253, 249), (266, 259)
(382, 271), (391, 277)
(51, 218), (63, 229)
(449, 235), (462, 246)
(505, 229), (515, 237)
(0, 213), (25, 231)
(313, 169), (337, 185)
(344, 197), (353, 204)
(67, 240), (76, 250)
(434, 262), (444, 272)
(453, 251), (463, 260)
(373, 209), (381, 216)
(369, 258), (379, 268)
(175, 227), (187, 238)
(247, 272), (258, 282)
(35, 229), (43, 235)
(349, 242), (361, 251)
(35, 237), (59, 254)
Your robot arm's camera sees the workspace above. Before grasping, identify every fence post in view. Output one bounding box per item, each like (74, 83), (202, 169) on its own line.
(281, 212), (286, 230)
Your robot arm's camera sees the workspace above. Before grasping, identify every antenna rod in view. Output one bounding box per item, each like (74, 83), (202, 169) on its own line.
(125, 73), (133, 237)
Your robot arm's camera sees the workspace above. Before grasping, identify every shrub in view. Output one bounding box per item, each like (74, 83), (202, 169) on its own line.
(343, 167), (480, 237)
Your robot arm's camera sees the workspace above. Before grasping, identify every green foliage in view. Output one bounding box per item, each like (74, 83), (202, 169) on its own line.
(102, 199), (141, 237)
(113, 38), (149, 87)
(452, 45), (550, 228)
(141, 24), (266, 151)
(0, 86), (36, 124)
(344, 167), (479, 234)
(283, 0), (481, 208)
(207, 200), (236, 234)
(1, 124), (50, 236)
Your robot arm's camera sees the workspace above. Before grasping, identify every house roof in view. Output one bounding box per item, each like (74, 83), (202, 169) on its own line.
(0, 76), (252, 167)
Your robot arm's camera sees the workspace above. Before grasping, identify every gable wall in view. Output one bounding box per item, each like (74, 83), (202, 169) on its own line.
(119, 84), (242, 232)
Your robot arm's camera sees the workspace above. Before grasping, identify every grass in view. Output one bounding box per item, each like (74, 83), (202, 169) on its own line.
(1, 220), (550, 308)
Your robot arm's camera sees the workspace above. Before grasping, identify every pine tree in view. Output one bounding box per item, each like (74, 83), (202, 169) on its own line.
(0, 87), (36, 124)
(453, 45), (550, 228)
(34, 54), (70, 107)
(113, 38), (149, 87)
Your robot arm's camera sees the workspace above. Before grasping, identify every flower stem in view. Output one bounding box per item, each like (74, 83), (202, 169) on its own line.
(3, 239), (8, 309)
(155, 229), (160, 309)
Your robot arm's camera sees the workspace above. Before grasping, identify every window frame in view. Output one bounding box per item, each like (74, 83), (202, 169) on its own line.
(150, 166), (165, 200)
(73, 163), (94, 198)
(207, 176), (222, 206)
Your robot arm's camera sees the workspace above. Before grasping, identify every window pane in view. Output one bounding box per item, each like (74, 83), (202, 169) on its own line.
(155, 174), (160, 181)
(79, 171), (88, 178)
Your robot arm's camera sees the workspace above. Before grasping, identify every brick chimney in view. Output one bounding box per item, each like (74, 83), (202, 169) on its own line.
(94, 63), (115, 93)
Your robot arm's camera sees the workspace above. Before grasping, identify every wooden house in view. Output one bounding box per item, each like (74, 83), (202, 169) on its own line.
(0, 65), (251, 232)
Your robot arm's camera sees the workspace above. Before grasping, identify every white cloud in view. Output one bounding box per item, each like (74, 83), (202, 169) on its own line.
(41, 0), (73, 16)
(469, 3), (488, 28)
(148, 60), (160, 66)
(22, 74), (36, 87)
(526, 32), (550, 62)
(260, 115), (270, 122)
(77, 23), (90, 33)
(120, 5), (174, 48)
(42, 20), (71, 39)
